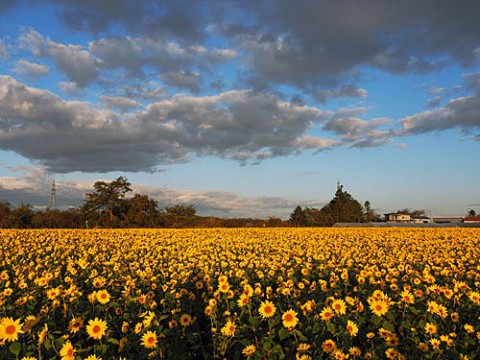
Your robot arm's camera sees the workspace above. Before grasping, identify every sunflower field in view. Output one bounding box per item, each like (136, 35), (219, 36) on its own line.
(0, 227), (479, 359)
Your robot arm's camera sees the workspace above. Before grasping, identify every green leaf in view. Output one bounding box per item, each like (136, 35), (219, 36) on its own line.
(372, 316), (382, 325)
(386, 312), (396, 322)
(327, 321), (336, 334)
(9, 342), (21, 356)
(96, 344), (108, 355)
(268, 318), (278, 329)
(272, 344), (285, 358)
(294, 330), (308, 342)
(44, 337), (52, 350)
(249, 316), (260, 327)
(108, 338), (120, 346)
(401, 319), (411, 329)
(382, 320), (395, 332)
(278, 328), (290, 340)
(54, 337), (65, 348)
(262, 340), (272, 351)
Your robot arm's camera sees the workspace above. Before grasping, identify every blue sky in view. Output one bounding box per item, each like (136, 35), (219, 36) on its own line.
(0, 0), (479, 218)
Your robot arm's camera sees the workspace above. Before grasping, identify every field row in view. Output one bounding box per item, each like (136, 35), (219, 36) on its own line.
(0, 228), (479, 359)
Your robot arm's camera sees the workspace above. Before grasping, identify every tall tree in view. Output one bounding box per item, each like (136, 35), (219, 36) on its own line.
(319, 183), (365, 225)
(163, 204), (197, 228)
(83, 176), (132, 227)
(364, 200), (380, 222)
(289, 205), (307, 226)
(125, 194), (159, 227)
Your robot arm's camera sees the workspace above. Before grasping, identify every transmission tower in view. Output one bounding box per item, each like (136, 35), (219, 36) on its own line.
(47, 179), (56, 210)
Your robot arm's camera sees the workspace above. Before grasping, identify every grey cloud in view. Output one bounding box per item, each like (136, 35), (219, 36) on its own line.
(46, 41), (101, 88)
(0, 76), (337, 173)
(400, 93), (480, 135)
(322, 108), (390, 141)
(120, 82), (167, 101)
(58, 81), (83, 96)
(88, 36), (235, 75)
(159, 70), (202, 93)
(135, 185), (326, 219)
(350, 138), (392, 149)
(427, 96), (443, 108)
(13, 59), (50, 79)
(54, 0), (211, 42)
(13, 2), (480, 99)
(463, 72), (480, 92)
(221, 1), (480, 89)
(0, 167), (85, 208)
(314, 84), (368, 103)
(17, 29), (101, 88)
(100, 95), (141, 113)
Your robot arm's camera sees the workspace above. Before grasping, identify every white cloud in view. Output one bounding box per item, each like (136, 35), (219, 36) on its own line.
(13, 59), (50, 79)
(18, 27), (45, 56)
(400, 94), (480, 135)
(0, 76), (337, 172)
(322, 107), (391, 143)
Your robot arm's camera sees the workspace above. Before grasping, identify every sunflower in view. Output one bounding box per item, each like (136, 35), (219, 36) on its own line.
(346, 320), (359, 336)
(348, 347), (361, 356)
(369, 299), (389, 317)
(425, 322), (437, 335)
(85, 355), (102, 360)
(218, 282), (230, 293)
(46, 287), (60, 300)
(320, 306), (334, 321)
(0, 317), (24, 342)
(96, 289), (110, 304)
(469, 291), (480, 305)
(282, 309), (298, 330)
(321, 339), (336, 353)
(400, 290), (414, 304)
(59, 341), (75, 360)
(297, 343), (311, 351)
(429, 338), (441, 349)
(68, 317), (84, 333)
(242, 344), (256, 357)
(141, 330), (157, 349)
(259, 300), (276, 319)
(180, 314), (192, 327)
(38, 323), (48, 346)
(86, 318), (108, 340)
(237, 293), (249, 308)
(331, 299), (347, 315)
(220, 320), (236, 337)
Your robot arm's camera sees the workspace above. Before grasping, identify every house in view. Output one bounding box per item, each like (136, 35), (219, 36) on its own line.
(463, 216), (480, 223)
(411, 216), (432, 224)
(433, 216), (464, 224)
(384, 213), (411, 223)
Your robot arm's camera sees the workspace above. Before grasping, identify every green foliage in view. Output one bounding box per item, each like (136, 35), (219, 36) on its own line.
(288, 183), (366, 226)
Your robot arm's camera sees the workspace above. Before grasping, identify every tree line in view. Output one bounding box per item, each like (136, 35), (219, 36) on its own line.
(0, 177), (288, 228)
(288, 183), (380, 226)
(0, 177), (382, 228)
